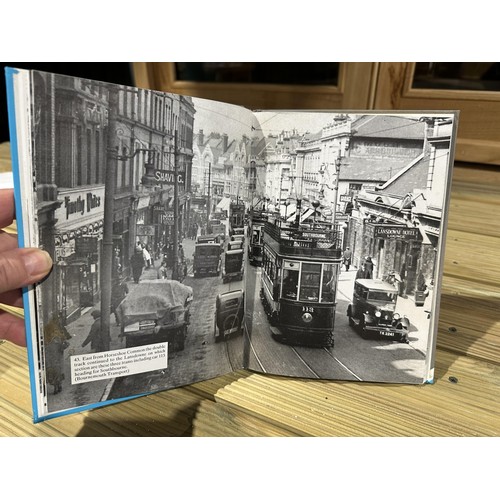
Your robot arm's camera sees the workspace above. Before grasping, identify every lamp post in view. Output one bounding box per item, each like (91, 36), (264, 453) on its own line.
(100, 84), (119, 352)
(332, 153), (342, 227)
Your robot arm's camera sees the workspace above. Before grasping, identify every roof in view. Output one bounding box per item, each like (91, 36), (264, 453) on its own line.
(352, 115), (425, 140)
(339, 156), (415, 182)
(376, 154), (430, 196)
(355, 279), (398, 292)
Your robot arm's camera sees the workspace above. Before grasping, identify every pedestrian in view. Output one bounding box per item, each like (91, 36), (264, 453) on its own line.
(343, 247), (352, 271)
(399, 261), (408, 298)
(81, 309), (104, 353)
(142, 244), (152, 268)
(356, 263), (368, 280)
(44, 315), (70, 394)
(157, 260), (168, 279)
(364, 256), (374, 279)
(130, 248), (144, 283)
(178, 243), (185, 262)
(111, 275), (129, 325)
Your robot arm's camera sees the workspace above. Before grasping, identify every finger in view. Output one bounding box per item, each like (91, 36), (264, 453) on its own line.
(0, 248), (53, 295)
(0, 289), (23, 308)
(0, 230), (18, 253)
(0, 311), (26, 347)
(0, 189), (15, 228)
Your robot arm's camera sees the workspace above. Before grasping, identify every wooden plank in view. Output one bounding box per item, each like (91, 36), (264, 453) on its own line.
(192, 399), (300, 437)
(0, 341), (223, 436)
(443, 229), (500, 288)
(210, 350), (500, 436)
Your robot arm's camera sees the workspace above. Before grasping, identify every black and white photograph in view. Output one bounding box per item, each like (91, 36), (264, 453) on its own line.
(6, 67), (457, 421)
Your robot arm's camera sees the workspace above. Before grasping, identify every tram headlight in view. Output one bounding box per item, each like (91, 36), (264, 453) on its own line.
(375, 310), (382, 318)
(302, 312), (313, 323)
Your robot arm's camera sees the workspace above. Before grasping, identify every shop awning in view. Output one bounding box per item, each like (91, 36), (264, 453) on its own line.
(216, 197), (231, 211)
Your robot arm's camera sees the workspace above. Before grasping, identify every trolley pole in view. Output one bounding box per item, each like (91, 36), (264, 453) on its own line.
(172, 130), (179, 281)
(332, 153), (342, 228)
(206, 161), (211, 234)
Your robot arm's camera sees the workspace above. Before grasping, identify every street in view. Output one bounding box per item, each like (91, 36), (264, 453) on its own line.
(49, 220), (433, 414)
(109, 229), (432, 400)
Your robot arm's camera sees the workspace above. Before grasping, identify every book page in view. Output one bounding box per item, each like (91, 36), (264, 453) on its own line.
(9, 68), (263, 420)
(243, 110), (457, 384)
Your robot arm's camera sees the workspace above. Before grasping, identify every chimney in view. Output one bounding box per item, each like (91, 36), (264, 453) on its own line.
(222, 133), (228, 153)
(198, 129), (204, 146)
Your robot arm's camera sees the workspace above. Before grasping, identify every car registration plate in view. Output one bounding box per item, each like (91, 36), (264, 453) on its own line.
(379, 330), (395, 337)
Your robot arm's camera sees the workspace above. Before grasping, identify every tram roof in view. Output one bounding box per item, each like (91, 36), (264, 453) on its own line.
(225, 249), (244, 255)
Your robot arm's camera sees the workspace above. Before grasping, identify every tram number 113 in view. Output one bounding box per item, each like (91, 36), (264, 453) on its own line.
(302, 306), (314, 313)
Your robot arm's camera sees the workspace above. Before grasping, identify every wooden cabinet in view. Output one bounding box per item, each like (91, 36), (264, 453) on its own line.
(372, 62), (500, 165)
(133, 62), (377, 111)
(133, 62), (500, 165)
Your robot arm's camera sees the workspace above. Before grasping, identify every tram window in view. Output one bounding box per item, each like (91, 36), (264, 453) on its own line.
(282, 269), (299, 299)
(321, 264), (335, 303)
(299, 263), (321, 302)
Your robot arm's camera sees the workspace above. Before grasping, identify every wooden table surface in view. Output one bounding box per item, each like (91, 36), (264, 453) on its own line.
(1, 141), (499, 436)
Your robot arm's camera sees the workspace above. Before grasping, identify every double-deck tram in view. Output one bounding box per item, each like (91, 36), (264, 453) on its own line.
(248, 210), (269, 266)
(259, 217), (342, 347)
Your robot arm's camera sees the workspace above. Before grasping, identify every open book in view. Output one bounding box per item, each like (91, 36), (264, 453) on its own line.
(5, 67), (458, 422)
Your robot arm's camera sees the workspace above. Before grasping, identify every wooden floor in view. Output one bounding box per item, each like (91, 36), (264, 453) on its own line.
(1, 140), (499, 436)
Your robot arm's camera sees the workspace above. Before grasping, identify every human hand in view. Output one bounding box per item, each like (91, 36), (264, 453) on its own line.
(0, 189), (53, 346)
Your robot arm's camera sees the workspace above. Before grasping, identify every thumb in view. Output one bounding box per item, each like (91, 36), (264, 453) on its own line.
(0, 248), (53, 295)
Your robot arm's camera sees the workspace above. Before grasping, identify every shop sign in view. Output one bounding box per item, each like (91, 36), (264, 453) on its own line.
(152, 169), (185, 186)
(56, 187), (104, 224)
(162, 211), (175, 226)
(76, 236), (98, 255)
(374, 225), (420, 240)
(136, 195), (150, 210)
(136, 225), (155, 236)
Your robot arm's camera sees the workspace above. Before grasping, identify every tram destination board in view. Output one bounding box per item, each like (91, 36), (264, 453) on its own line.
(6, 66), (458, 422)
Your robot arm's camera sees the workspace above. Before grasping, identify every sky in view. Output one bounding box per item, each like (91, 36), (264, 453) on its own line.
(191, 96), (257, 139)
(191, 98), (352, 141)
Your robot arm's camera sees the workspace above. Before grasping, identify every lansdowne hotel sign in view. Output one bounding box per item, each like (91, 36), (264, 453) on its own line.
(373, 225), (420, 240)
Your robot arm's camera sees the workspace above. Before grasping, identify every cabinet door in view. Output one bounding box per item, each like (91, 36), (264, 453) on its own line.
(373, 62), (500, 165)
(133, 62), (377, 110)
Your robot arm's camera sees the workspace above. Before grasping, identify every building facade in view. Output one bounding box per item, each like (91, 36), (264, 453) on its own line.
(33, 73), (195, 325)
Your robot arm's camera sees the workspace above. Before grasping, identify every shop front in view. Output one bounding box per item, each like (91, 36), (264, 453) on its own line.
(53, 187), (104, 324)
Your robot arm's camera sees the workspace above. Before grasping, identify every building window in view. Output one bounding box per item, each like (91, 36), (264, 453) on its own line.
(86, 129), (92, 185)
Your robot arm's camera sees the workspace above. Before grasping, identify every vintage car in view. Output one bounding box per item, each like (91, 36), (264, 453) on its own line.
(214, 289), (245, 342)
(116, 279), (193, 351)
(232, 227), (245, 238)
(222, 248), (244, 283)
(196, 234), (220, 245)
(347, 278), (409, 343)
(230, 233), (245, 246)
(227, 239), (243, 251)
(193, 242), (222, 277)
